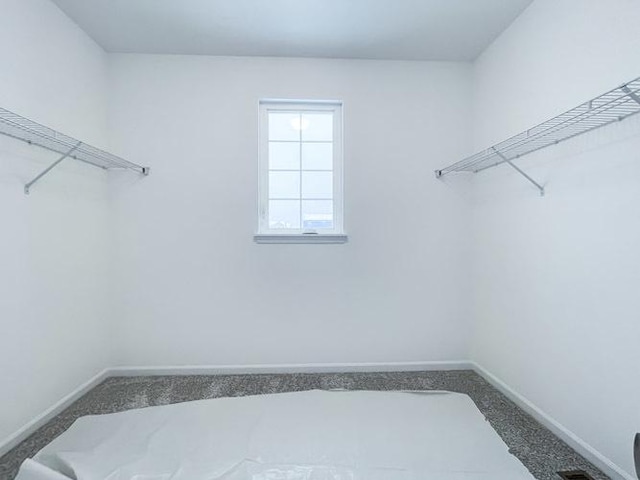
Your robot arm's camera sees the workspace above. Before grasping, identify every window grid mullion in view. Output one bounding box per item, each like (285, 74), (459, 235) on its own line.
(299, 113), (303, 229)
(268, 140), (332, 144)
(268, 169), (332, 173)
(269, 198), (334, 201)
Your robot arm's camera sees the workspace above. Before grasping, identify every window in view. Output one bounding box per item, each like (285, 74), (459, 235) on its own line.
(255, 100), (346, 244)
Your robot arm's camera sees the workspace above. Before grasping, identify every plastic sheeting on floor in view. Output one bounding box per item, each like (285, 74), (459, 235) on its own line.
(16, 390), (535, 480)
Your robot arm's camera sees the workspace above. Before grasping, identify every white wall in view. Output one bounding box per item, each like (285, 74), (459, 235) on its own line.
(471, 1), (640, 478)
(0, 0), (112, 446)
(107, 55), (474, 367)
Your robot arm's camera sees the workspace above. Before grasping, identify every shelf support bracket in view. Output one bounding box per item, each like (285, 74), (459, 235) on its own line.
(492, 147), (545, 196)
(622, 85), (640, 105)
(24, 142), (81, 195)
(506, 160), (545, 196)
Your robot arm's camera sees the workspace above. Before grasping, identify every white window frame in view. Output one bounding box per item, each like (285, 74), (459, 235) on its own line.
(255, 99), (347, 244)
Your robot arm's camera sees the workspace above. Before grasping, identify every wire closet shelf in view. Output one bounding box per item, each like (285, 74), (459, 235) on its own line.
(0, 106), (149, 194)
(435, 76), (640, 195)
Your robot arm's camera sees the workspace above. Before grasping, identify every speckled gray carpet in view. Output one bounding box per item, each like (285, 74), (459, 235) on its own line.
(0, 370), (608, 480)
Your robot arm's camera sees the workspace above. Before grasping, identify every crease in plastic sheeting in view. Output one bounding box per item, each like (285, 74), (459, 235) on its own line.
(324, 389), (453, 395)
(16, 460), (74, 480)
(43, 418), (171, 480)
(213, 459), (356, 480)
(42, 457), (78, 480)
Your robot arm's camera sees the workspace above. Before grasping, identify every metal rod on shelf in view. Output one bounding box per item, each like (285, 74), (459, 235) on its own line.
(24, 142), (81, 195)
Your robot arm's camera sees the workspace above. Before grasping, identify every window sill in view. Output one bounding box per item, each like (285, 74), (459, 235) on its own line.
(254, 234), (348, 244)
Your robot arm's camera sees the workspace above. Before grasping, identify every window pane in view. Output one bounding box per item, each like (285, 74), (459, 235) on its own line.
(302, 171), (333, 199)
(269, 200), (301, 229)
(269, 112), (300, 141)
(269, 171), (300, 199)
(269, 142), (300, 170)
(302, 200), (334, 229)
(302, 143), (332, 170)
(301, 113), (333, 142)
(260, 102), (342, 235)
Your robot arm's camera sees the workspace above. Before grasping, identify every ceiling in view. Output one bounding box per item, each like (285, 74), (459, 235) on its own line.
(51, 0), (532, 61)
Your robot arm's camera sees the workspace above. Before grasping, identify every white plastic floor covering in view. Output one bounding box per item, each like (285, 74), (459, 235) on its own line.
(16, 390), (536, 480)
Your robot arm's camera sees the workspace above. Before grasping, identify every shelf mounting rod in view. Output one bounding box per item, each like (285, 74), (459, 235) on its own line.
(622, 85), (640, 106)
(25, 142), (81, 195)
(492, 147), (545, 196)
(506, 161), (545, 196)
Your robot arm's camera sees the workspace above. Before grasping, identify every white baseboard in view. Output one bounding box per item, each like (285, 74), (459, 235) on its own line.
(471, 362), (634, 480)
(0, 368), (110, 458)
(108, 360), (473, 376)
